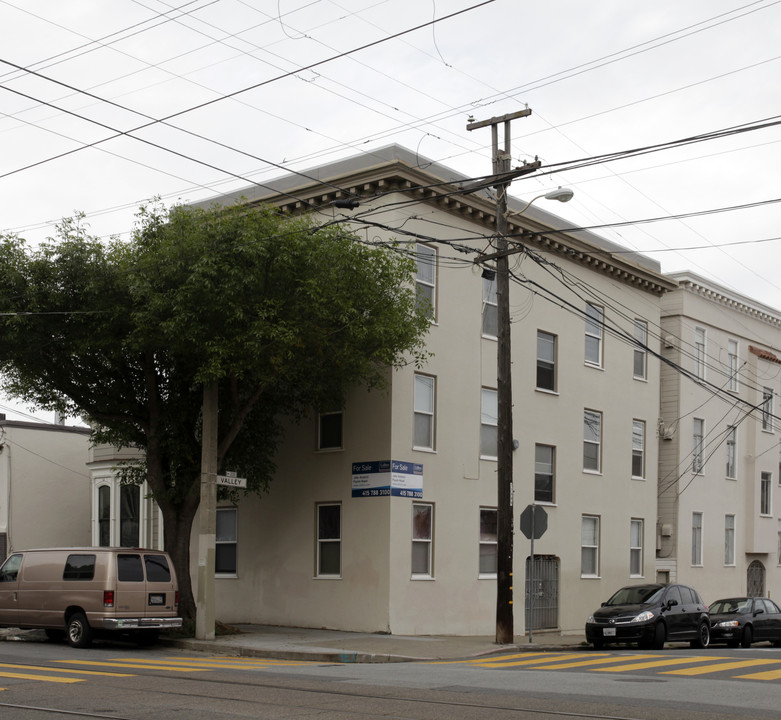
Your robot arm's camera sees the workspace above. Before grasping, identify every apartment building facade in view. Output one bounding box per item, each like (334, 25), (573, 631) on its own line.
(189, 146), (675, 636)
(658, 271), (781, 605)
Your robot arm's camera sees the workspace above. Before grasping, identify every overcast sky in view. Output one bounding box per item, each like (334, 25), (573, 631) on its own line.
(2, 0), (781, 421)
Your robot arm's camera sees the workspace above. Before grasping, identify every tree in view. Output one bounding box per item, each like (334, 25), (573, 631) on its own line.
(0, 201), (430, 622)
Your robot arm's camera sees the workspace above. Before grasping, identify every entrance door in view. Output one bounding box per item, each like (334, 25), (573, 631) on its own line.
(747, 560), (766, 597)
(525, 555), (559, 630)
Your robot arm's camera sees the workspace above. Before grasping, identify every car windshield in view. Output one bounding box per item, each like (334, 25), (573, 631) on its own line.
(605, 586), (663, 606)
(709, 598), (751, 615)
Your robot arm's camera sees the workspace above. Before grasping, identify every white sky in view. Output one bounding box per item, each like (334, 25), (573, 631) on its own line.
(2, 0), (781, 421)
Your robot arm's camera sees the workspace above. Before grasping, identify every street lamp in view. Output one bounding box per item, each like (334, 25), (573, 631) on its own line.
(515, 187), (574, 215)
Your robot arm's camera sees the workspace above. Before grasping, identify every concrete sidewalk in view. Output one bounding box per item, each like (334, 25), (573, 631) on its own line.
(161, 625), (590, 663)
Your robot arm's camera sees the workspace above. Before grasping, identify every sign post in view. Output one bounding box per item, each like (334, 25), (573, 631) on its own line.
(519, 504), (548, 643)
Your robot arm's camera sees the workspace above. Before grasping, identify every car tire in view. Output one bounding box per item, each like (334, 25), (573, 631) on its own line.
(66, 612), (93, 649)
(691, 621), (710, 649)
(741, 625), (753, 649)
(651, 623), (666, 650)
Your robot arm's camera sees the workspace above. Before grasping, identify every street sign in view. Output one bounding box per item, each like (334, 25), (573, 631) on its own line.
(216, 474), (247, 488)
(519, 504), (548, 540)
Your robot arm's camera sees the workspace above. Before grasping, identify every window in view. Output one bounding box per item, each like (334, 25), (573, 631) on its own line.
(777, 520), (781, 565)
(415, 243), (436, 320)
(536, 330), (556, 391)
(63, 555), (96, 581)
(692, 512), (703, 565)
(120, 484), (140, 548)
(630, 519), (643, 576)
(632, 420), (645, 479)
(318, 411), (343, 450)
(216, 507), (237, 575)
(412, 503), (433, 577)
(693, 418), (704, 474)
(413, 374), (435, 450)
(726, 426), (737, 479)
(695, 327), (706, 379)
(763, 388), (774, 432)
(583, 409), (602, 472)
(584, 303), (604, 366)
(761, 472), (772, 516)
(727, 339), (739, 391)
(534, 444), (555, 503)
(480, 388), (497, 458)
(481, 275), (497, 338)
(581, 515), (599, 576)
(633, 320), (647, 380)
(724, 515), (735, 566)
(317, 503), (341, 577)
(479, 508), (497, 576)
(117, 554), (144, 582)
(98, 485), (111, 547)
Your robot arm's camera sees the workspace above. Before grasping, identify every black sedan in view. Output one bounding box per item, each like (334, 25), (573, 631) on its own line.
(586, 583), (710, 650)
(709, 597), (781, 648)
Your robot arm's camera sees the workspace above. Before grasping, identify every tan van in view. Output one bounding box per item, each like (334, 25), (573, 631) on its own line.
(0, 548), (182, 647)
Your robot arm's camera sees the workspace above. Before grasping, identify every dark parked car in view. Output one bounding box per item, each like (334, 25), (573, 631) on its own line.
(586, 583), (710, 650)
(709, 597), (781, 648)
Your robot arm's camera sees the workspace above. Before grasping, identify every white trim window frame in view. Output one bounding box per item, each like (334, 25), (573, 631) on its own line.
(630, 518), (643, 577)
(415, 243), (437, 321)
(695, 327), (706, 380)
(316, 503), (341, 578)
(584, 303), (604, 367)
(478, 507), (497, 577)
(727, 339), (739, 392)
(215, 507), (238, 576)
(413, 374), (436, 451)
(632, 419), (645, 479)
(763, 387), (774, 432)
(633, 319), (647, 380)
(777, 519), (781, 566)
(536, 330), (557, 392)
(481, 275), (497, 339)
(761, 471), (772, 516)
(692, 512), (703, 566)
(581, 515), (600, 577)
(726, 425), (737, 479)
(583, 409), (602, 473)
(693, 417), (705, 474)
(724, 514), (735, 566)
(412, 502), (434, 578)
(534, 444), (555, 504)
(480, 388), (498, 459)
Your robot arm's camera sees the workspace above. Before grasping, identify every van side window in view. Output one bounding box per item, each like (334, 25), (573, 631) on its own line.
(118, 554), (144, 582)
(63, 555), (96, 580)
(0, 554), (22, 582)
(144, 555), (172, 583)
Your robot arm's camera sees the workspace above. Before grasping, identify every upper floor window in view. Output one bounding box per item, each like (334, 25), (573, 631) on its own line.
(727, 339), (739, 392)
(724, 514), (735, 566)
(534, 444), (555, 503)
(479, 507), (497, 577)
(693, 418), (705, 474)
(412, 502), (434, 577)
(726, 426), (737, 479)
(415, 243), (436, 320)
(480, 388), (498, 459)
(695, 327), (706, 380)
(763, 388), (774, 432)
(633, 320), (647, 380)
(761, 472), (772, 516)
(481, 276), (497, 338)
(318, 411), (343, 451)
(585, 303), (604, 367)
(632, 420), (645, 479)
(536, 330), (556, 392)
(413, 374), (435, 450)
(581, 515), (600, 576)
(583, 409), (602, 472)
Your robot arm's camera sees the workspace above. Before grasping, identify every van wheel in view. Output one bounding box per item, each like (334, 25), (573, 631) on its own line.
(45, 629), (65, 642)
(66, 612), (93, 648)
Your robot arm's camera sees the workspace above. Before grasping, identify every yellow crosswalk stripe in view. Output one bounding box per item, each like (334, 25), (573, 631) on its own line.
(0, 671), (83, 683)
(663, 659), (781, 676)
(0, 662), (133, 677)
(56, 660), (203, 672)
(530, 654), (656, 670)
(590, 656), (722, 672)
(477, 653), (588, 668)
(735, 668), (781, 680)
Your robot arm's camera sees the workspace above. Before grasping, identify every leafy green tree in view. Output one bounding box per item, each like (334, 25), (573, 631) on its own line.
(0, 202), (430, 622)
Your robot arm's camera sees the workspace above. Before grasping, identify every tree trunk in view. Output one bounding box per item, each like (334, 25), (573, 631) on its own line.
(162, 498), (200, 625)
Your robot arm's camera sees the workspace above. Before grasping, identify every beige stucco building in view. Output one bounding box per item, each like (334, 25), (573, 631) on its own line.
(658, 271), (781, 605)
(0, 419), (92, 557)
(193, 146), (675, 636)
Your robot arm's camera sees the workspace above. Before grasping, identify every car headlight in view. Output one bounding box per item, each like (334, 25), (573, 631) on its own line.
(631, 610), (655, 623)
(587, 615), (595, 623)
(716, 620), (740, 628)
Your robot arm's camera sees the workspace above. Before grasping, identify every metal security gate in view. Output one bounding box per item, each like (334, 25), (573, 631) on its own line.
(747, 560), (766, 597)
(525, 555), (559, 630)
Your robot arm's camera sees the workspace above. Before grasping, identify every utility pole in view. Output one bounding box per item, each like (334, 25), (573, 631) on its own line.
(467, 109), (538, 644)
(196, 380), (218, 640)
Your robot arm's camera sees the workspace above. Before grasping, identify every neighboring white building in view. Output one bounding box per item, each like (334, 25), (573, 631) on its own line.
(194, 146), (675, 636)
(658, 272), (781, 605)
(0, 418), (92, 556)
